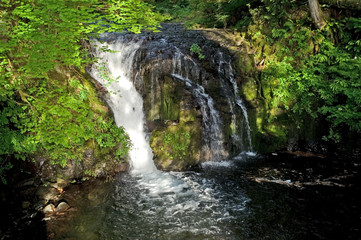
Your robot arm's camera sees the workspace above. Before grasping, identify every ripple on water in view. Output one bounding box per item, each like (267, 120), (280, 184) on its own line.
(91, 169), (250, 239)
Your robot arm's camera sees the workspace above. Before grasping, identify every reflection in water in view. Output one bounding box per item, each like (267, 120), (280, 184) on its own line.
(55, 153), (361, 240)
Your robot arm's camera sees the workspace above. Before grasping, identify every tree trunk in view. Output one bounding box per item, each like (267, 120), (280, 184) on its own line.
(308, 0), (326, 30)
(320, 0), (361, 10)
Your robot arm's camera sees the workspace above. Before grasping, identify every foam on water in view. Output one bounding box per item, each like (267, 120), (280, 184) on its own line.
(89, 35), (157, 175)
(201, 160), (234, 168)
(88, 34), (250, 237)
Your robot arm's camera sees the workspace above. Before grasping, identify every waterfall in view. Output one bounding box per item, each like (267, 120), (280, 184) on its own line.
(217, 52), (253, 152)
(171, 48), (227, 161)
(88, 28), (254, 173)
(216, 53), (241, 146)
(88, 34), (157, 174)
(171, 74), (226, 161)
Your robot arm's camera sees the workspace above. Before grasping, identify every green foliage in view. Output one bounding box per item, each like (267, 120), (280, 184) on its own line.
(261, 17), (361, 142)
(1, 0), (164, 78)
(148, 0), (190, 22)
(233, 0), (361, 143)
(0, 0), (163, 182)
(341, 18), (361, 53)
(148, 0), (361, 145)
(186, 0), (254, 28)
(0, 58), (37, 183)
(26, 78), (131, 167)
(162, 131), (191, 160)
(150, 0), (254, 28)
(190, 43), (205, 59)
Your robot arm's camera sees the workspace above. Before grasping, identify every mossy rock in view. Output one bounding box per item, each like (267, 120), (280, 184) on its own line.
(161, 76), (180, 121)
(151, 119), (202, 171)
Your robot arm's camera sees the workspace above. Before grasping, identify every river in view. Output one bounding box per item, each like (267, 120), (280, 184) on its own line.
(48, 151), (361, 240)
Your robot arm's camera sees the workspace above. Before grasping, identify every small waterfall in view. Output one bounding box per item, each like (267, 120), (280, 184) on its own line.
(217, 52), (253, 152)
(88, 34), (156, 174)
(216, 54), (240, 145)
(89, 29), (253, 173)
(172, 48), (226, 161)
(172, 74), (226, 161)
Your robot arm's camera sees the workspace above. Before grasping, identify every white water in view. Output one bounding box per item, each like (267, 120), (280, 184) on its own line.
(171, 73), (226, 161)
(88, 35), (253, 214)
(88, 35), (245, 222)
(217, 53), (240, 144)
(82, 34), (252, 239)
(89, 35), (156, 175)
(172, 48), (226, 161)
(218, 51), (253, 152)
(89, 35), (201, 201)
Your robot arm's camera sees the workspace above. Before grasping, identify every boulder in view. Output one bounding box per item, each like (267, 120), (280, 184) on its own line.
(55, 202), (70, 212)
(43, 204), (55, 214)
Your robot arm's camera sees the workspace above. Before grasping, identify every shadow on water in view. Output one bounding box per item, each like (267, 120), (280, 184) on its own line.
(236, 153), (361, 240)
(43, 152), (361, 240)
(0, 161), (47, 240)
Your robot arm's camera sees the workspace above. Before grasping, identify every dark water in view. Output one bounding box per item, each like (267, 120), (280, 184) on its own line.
(50, 153), (361, 240)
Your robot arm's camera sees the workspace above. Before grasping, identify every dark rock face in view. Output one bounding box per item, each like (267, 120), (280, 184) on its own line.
(33, 153), (129, 183)
(99, 23), (254, 170)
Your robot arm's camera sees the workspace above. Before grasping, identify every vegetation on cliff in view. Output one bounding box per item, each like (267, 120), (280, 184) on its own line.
(0, 0), (164, 183)
(1, 0), (360, 180)
(150, 0), (361, 150)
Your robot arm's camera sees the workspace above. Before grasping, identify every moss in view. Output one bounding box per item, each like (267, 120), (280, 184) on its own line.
(151, 120), (202, 171)
(235, 52), (255, 76)
(229, 121), (236, 136)
(242, 78), (258, 103)
(31, 66), (130, 182)
(179, 107), (197, 123)
(161, 76), (180, 121)
(81, 78), (109, 115)
(143, 73), (162, 122)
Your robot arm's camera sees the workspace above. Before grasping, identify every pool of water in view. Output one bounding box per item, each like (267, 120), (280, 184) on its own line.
(50, 152), (361, 240)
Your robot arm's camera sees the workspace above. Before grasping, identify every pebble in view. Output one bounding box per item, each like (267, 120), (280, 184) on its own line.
(56, 202), (70, 212)
(43, 204), (55, 213)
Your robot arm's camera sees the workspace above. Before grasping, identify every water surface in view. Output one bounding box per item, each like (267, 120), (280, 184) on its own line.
(53, 152), (361, 240)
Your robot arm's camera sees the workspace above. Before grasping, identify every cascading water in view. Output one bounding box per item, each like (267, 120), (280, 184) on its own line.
(216, 53), (241, 146)
(88, 35), (156, 175)
(89, 34), (194, 198)
(47, 25), (359, 240)
(89, 31), (253, 169)
(217, 51), (253, 152)
(86, 34), (249, 238)
(171, 47), (227, 161)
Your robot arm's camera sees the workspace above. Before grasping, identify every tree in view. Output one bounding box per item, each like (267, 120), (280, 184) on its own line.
(308, 0), (361, 29)
(308, 0), (326, 29)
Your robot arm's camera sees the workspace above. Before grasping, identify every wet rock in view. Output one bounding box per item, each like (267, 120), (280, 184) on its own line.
(56, 178), (69, 188)
(126, 23), (253, 168)
(55, 202), (70, 212)
(114, 163), (129, 172)
(36, 186), (59, 202)
(15, 178), (35, 188)
(43, 204), (55, 213)
(50, 178), (69, 194)
(22, 201), (31, 209)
